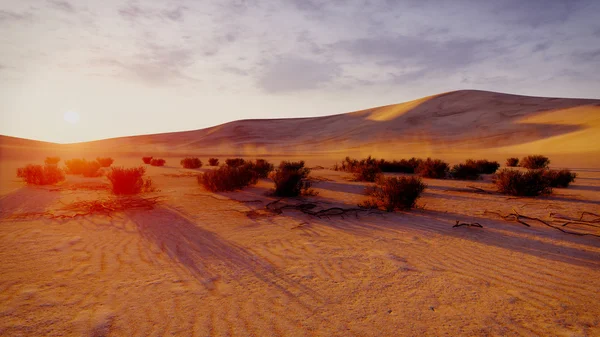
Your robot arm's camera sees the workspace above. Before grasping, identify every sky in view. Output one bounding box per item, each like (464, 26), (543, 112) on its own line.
(1, 0), (599, 143)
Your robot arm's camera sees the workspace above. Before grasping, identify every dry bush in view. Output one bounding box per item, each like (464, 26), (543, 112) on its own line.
(64, 158), (102, 177)
(543, 169), (577, 188)
(338, 156), (382, 182)
(520, 155), (550, 169)
(150, 158), (166, 167)
(379, 158), (422, 173)
(416, 158), (449, 179)
(361, 176), (426, 211)
(270, 161), (313, 197)
(142, 156), (153, 164)
(253, 159), (275, 178)
(494, 169), (552, 196)
(198, 163), (258, 192)
(107, 166), (153, 194)
(96, 157), (114, 168)
(44, 157), (61, 165)
(180, 157), (203, 169)
(506, 157), (519, 167)
(469, 159), (500, 174)
(16, 164), (65, 185)
(225, 158), (246, 167)
(208, 158), (219, 166)
(450, 163), (481, 180)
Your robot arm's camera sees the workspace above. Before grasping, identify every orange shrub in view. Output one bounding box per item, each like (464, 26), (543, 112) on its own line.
(16, 164), (65, 185)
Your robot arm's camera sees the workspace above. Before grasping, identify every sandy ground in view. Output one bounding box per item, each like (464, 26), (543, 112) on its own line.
(1, 156), (599, 336)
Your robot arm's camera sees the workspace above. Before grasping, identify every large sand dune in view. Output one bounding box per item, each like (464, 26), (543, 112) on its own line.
(2, 90), (599, 166)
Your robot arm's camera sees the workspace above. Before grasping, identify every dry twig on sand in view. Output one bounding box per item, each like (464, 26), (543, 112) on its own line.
(484, 209), (600, 237)
(265, 199), (380, 219)
(453, 221), (483, 228)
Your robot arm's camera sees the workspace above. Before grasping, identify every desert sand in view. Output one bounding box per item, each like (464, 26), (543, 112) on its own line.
(1, 90), (600, 336)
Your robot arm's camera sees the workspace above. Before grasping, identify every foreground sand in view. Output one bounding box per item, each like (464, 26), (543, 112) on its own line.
(1, 158), (599, 336)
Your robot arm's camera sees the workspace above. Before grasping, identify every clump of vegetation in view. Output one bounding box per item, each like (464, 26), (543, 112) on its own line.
(416, 158), (449, 179)
(64, 158), (102, 177)
(198, 163), (258, 192)
(16, 164), (65, 185)
(361, 176), (426, 211)
(270, 161), (313, 197)
(450, 163), (481, 180)
(180, 157), (203, 169)
(107, 166), (154, 195)
(208, 158), (219, 166)
(96, 157), (114, 168)
(225, 158), (246, 167)
(150, 158), (166, 167)
(142, 156), (153, 164)
(253, 159), (275, 178)
(378, 158), (423, 174)
(44, 157), (61, 165)
(543, 169), (577, 188)
(506, 157), (519, 167)
(520, 155), (550, 169)
(352, 156), (381, 182)
(494, 169), (552, 196)
(469, 159), (500, 174)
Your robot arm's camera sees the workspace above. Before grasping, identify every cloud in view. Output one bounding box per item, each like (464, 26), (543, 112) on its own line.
(532, 42), (551, 53)
(161, 6), (186, 21)
(492, 0), (582, 28)
(118, 4), (152, 21)
(47, 0), (75, 13)
(257, 56), (341, 93)
(0, 10), (33, 22)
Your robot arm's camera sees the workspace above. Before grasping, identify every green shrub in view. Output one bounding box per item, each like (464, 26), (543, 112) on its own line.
(180, 157), (202, 169)
(107, 166), (152, 194)
(494, 169), (552, 196)
(416, 158), (449, 179)
(506, 157), (519, 167)
(44, 157), (61, 165)
(150, 158), (166, 167)
(198, 163), (258, 192)
(16, 164), (65, 185)
(142, 156), (153, 164)
(361, 176), (426, 211)
(520, 155), (550, 169)
(543, 169), (577, 188)
(225, 158), (246, 167)
(96, 157), (114, 168)
(270, 161), (312, 197)
(208, 158), (219, 166)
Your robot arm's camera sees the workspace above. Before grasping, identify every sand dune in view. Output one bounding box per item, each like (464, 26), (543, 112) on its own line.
(2, 90), (599, 166)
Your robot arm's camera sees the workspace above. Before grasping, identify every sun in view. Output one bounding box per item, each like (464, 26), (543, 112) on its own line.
(63, 110), (80, 124)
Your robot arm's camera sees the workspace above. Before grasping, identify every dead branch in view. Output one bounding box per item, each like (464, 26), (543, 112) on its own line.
(453, 221), (483, 228)
(485, 209), (600, 237)
(466, 185), (493, 194)
(265, 199), (379, 219)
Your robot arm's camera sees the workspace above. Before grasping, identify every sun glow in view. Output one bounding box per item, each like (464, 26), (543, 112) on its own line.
(63, 111), (80, 124)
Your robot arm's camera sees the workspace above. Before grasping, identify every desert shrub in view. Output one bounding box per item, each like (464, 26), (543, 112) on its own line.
(450, 163), (481, 180)
(225, 158), (246, 167)
(16, 164), (65, 185)
(416, 158), (449, 179)
(379, 158), (422, 173)
(270, 161), (313, 197)
(520, 155), (550, 169)
(107, 166), (152, 194)
(506, 157), (519, 167)
(353, 156), (381, 182)
(543, 169), (577, 188)
(361, 176), (426, 211)
(208, 158), (219, 166)
(470, 159), (500, 174)
(96, 157), (114, 168)
(44, 157), (61, 165)
(494, 169), (552, 196)
(253, 159), (275, 178)
(180, 157), (203, 169)
(198, 163), (258, 192)
(142, 156), (153, 164)
(64, 158), (102, 177)
(150, 158), (166, 167)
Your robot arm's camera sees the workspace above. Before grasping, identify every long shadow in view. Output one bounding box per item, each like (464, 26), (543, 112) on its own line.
(542, 195), (600, 206)
(127, 205), (321, 306)
(0, 186), (62, 219)
(565, 185), (600, 192)
(312, 180), (367, 195)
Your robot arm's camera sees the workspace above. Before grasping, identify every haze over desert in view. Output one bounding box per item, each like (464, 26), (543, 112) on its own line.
(2, 0), (600, 336)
